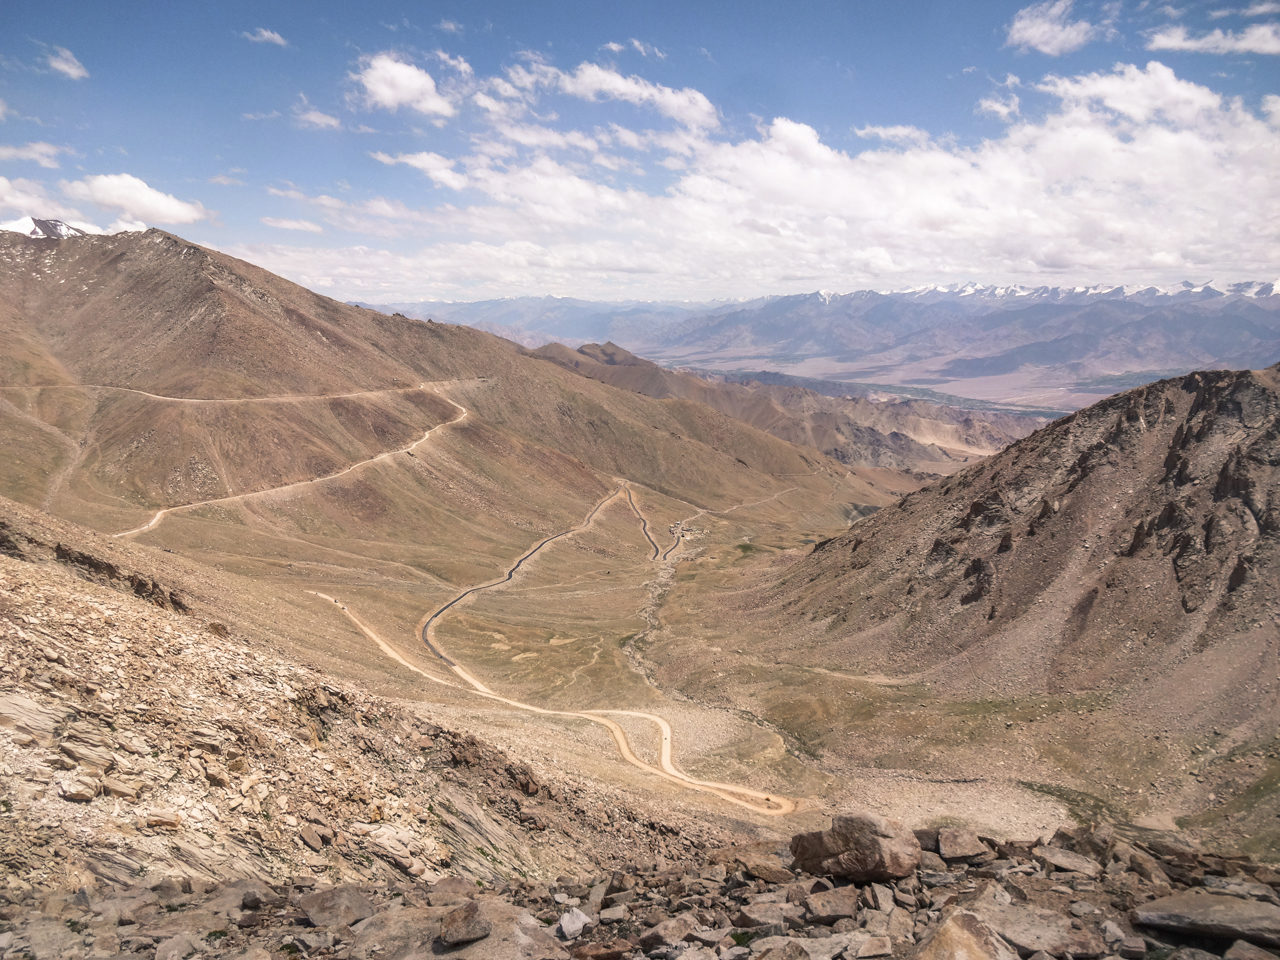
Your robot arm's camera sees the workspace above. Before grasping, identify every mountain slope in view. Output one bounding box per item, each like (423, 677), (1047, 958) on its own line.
(532, 341), (1043, 476)
(636, 363), (1280, 848)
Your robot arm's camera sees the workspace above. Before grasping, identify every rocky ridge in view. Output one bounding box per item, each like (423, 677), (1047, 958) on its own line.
(0, 508), (732, 900)
(1, 804), (1277, 960)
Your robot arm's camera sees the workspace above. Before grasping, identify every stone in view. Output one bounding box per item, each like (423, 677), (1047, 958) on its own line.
(1134, 891), (1280, 948)
(297, 884), (376, 928)
(972, 889), (1106, 957)
(938, 828), (988, 862)
(569, 939), (635, 959)
(155, 933), (201, 960)
(913, 911), (1021, 960)
(789, 812), (921, 882)
(754, 942), (811, 960)
(638, 913), (697, 951)
(858, 935), (894, 957)
(300, 824), (324, 852)
(733, 901), (790, 927)
(805, 885), (860, 924)
(739, 852), (796, 885)
(557, 906), (593, 940)
(58, 776), (98, 802)
(1225, 940), (1280, 960)
(599, 904), (628, 923)
(429, 875), (480, 906)
(1119, 936), (1149, 958)
(1032, 845), (1103, 878)
(440, 900), (492, 945)
(346, 905), (446, 960)
(441, 902), (568, 959)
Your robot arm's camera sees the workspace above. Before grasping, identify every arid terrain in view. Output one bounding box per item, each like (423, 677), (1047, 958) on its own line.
(1, 229), (1278, 960)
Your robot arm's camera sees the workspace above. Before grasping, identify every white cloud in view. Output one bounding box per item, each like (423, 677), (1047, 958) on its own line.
(437, 19), (462, 34)
(601, 41), (625, 54)
(553, 62), (717, 129)
(0, 142), (70, 169)
(294, 95), (340, 129)
(46, 46), (88, 80)
(1158, 4), (1185, 16)
(629, 38), (667, 59)
(1147, 22), (1280, 52)
(435, 50), (473, 76)
(262, 217), (323, 233)
(61, 173), (209, 224)
(977, 93), (1022, 120)
(853, 124), (931, 145)
(1245, 1), (1280, 14)
(243, 27), (287, 46)
(0, 99), (8, 122)
(1007, 0), (1099, 55)
(209, 173), (245, 186)
(354, 54), (455, 118)
(371, 150), (468, 189)
(230, 61), (1280, 301)
(297, 108), (341, 129)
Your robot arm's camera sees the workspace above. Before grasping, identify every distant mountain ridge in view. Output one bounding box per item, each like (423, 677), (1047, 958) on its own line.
(374, 282), (1280, 411)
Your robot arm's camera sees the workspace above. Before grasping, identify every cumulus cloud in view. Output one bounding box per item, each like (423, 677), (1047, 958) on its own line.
(1147, 22), (1280, 53)
(354, 54), (455, 117)
(1007, 0), (1099, 54)
(242, 61), (1280, 300)
(0, 142), (70, 169)
(61, 174), (208, 224)
(262, 217), (322, 232)
(46, 46), (88, 80)
(243, 28), (287, 46)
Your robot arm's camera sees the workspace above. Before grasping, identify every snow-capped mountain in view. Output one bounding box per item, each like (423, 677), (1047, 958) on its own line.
(0, 217), (94, 239)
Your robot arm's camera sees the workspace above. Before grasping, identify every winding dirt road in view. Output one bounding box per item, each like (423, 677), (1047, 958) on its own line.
(112, 382), (472, 539)
(311, 475), (795, 815)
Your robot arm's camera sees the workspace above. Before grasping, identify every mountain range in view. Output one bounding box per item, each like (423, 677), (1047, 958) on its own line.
(378, 283), (1280, 413)
(0, 225), (1277, 906)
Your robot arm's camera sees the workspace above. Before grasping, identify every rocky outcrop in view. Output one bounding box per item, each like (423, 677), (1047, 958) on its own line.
(0, 814), (1275, 960)
(790, 812), (922, 881)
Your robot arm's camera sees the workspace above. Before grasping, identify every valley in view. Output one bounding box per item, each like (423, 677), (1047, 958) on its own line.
(0, 230), (1276, 937)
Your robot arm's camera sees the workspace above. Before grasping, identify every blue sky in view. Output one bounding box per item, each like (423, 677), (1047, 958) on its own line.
(2, 0), (1278, 300)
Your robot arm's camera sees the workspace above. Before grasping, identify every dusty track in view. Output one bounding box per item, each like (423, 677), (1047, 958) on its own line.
(111, 382), (473, 538)
(414, 481), (793, 815)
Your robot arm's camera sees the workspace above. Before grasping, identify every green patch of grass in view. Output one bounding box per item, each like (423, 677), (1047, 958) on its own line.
(206, 930), (228, 942)
(730, 931), (756, 946)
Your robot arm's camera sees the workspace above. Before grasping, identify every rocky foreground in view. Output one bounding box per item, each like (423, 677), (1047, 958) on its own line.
(3, 809), (1279, 959)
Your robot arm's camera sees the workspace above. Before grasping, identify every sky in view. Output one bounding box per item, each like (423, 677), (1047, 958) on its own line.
(1, 0), (1278, 301)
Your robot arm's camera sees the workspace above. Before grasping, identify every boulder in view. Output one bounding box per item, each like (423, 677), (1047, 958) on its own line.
(805, 885), (860, 923)
(297, 885), (376, 928)
(557, 906), (593, 940)
(913, 911), (1020, 960)
(938, 828), (988, 862)
(1032, 845), (1103, 878)
(972, 888), (1105, 958)
(790, 812), (921, 881)
(440, 900), (492, 945)
(638, 913), (697, 951)
(1134, 891), (1280, 947)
